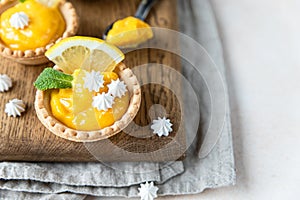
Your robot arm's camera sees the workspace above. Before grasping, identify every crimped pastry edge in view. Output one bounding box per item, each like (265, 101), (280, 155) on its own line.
(34, 63), (141, 142)
(0, 0), (79, 65)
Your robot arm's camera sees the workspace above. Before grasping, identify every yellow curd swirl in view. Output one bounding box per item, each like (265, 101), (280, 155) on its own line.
(0, 0), (65, 51)
(50, 71), (130, 130)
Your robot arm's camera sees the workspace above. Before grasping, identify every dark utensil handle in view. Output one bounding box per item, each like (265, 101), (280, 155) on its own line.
(134, 0), (157, 21)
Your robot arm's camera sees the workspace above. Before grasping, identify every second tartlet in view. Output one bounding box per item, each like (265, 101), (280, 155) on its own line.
(0, 0), (79, 65)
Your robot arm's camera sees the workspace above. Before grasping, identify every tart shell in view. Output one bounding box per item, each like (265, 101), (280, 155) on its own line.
(34, 63), (142, 142)
(0, 0), (79, 65)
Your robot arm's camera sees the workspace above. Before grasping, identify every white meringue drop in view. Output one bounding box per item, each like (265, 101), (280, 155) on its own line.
(0, 74), (12, 92)
(9, 12), (29, 29)
(92, 92), (114, 111)
(83, 70), (104, 92)
(150, 117), (173, 137)
(107, 78), (127, 98)
(138, 181), (159, 200)
(5, 98), (26, 117)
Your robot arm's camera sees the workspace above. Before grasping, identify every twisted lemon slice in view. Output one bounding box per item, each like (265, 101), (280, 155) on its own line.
(45, 36), (124, 74)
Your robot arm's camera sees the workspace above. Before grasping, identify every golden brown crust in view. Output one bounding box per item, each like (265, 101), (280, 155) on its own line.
(34, 63), (141, 142)
(0, 0), (79, 65)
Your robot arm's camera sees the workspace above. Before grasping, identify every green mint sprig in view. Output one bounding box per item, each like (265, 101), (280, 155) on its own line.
(34, 68), (73, 91)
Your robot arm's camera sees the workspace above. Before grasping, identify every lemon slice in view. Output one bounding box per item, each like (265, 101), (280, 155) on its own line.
(36, 0), (61, 8)
(45, 36), (124, 74)
(72, 69), (99, 130)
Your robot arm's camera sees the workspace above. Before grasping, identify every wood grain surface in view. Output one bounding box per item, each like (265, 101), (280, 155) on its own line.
(0, 0), (186, 162)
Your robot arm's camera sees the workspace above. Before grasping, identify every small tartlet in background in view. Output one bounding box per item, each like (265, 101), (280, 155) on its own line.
(0, 0), (79, 65)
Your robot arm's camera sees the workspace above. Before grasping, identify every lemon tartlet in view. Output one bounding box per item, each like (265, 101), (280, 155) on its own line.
(0, 0), (79, 65)
(34, 36), (141, 142)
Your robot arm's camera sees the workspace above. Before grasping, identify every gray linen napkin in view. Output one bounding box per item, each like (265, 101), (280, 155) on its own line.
(0, 0), (235, 199)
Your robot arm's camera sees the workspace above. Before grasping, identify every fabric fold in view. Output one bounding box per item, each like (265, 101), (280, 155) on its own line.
(0, 161), (184, 188)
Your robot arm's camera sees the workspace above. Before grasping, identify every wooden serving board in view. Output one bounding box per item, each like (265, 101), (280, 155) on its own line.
(0, 0), (186, 162)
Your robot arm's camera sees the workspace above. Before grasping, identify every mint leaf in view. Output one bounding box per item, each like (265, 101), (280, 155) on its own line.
(19, 0), (26, 2)
(34, 68), (73, 90)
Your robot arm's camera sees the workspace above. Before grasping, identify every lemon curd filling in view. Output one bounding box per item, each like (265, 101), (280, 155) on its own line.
(50, 71), (130, 131)
(0, 0), (65, 51)
(106, 16), (153, 47)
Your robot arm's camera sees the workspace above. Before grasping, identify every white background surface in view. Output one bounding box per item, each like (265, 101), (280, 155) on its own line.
(165, 0), (300, 199)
